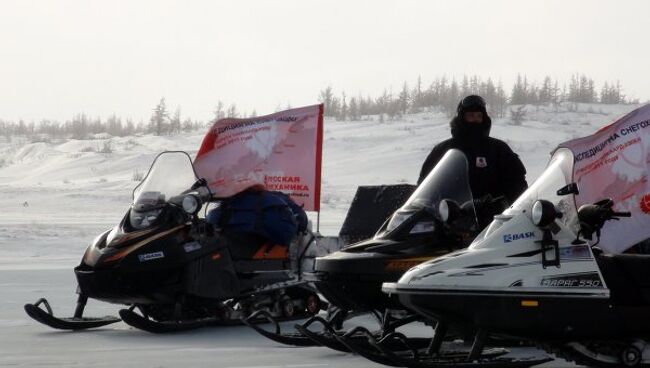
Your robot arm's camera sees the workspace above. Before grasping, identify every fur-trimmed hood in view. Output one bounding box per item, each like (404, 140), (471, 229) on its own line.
(450, 114), (492, 140)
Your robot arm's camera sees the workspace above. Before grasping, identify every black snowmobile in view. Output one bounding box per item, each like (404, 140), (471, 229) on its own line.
(245, 149), (506, 358)
(24, 151), (325, 333)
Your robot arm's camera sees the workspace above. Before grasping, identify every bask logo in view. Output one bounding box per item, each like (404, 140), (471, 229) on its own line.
(138, 251), (165, 262)
(503, 231), (536, 243)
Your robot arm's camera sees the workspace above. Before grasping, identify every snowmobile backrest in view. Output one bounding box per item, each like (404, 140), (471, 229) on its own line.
(339, 184), (417, 245)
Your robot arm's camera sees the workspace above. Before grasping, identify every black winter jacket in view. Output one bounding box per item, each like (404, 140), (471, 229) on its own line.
(418, 116), (528, 205)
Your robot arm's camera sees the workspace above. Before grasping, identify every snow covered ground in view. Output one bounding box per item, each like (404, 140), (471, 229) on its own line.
(0, 103), (639, 367)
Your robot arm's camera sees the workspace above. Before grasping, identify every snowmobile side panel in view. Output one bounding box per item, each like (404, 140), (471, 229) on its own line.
(393, 286), (650, 340)
(184, 246), (240, 299)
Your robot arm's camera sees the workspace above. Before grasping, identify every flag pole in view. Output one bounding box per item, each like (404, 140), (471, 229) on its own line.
(315, 103), (324, 236)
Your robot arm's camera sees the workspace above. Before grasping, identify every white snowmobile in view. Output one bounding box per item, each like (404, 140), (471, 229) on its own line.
(376, 145), (650, 367)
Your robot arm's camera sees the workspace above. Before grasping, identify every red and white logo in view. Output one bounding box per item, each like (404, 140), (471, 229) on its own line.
(639, 193), (650, 214)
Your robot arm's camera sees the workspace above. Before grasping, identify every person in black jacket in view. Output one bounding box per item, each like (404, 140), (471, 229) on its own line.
(418, 95), (528, 224)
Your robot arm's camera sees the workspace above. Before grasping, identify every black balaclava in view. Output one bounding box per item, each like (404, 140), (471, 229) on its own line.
(450, 95), (492, 141)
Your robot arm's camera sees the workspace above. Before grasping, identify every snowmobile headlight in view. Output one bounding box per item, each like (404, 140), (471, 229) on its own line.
(438, 199), (461, 223)
(129, 208), (163, 230)
(532, 200), (561, 228)
(182, 194), (201, 215)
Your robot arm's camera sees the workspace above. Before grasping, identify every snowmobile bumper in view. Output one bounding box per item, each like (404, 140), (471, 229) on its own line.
(74, 264), (179, 305)
(311, 251), (434, 310)
(384, 283), (650, 340)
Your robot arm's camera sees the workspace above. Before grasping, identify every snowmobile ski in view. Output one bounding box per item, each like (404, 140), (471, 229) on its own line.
(335, 326), (550, 368)
(118, 308), (220, 333)
(293, 315), (352, 352)
(242, 310), (322, 347)
(24, 298), (120, 330)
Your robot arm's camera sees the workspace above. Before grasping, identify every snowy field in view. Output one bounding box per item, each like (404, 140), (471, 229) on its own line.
(0, 103), (639, 367)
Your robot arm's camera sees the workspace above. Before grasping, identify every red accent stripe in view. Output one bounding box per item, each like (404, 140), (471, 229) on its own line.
(314, 104), (324, 212)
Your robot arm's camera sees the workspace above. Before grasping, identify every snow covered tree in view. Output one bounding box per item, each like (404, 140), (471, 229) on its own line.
(398, 83), (410, 115)
(339, 92), (347, 121)
(318, 86), (335, 117)
(509, 105), (527, 126)
(600, 81), (625, 104)
(148, 98), (168, 136)
(510, 74), (529, 105)
(170, 108), (181, 134)
(226, 104), (239, 118)
(538, 76), (553, 105)
(213, 100), (225, 120)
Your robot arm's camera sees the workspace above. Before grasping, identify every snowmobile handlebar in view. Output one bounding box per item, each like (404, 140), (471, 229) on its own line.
(577, 199), (631, 241)
(472, 194), (505, 207)
(611, 211), (632, 218)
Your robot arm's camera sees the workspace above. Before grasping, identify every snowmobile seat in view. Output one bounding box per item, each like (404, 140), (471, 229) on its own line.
(597, 253), (650, 305)
(220, 231), (290, 261)
(611, 254), (650, 287)
(221, 232), (268, 260)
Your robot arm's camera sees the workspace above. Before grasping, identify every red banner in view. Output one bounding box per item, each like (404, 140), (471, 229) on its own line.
(558, 104), (650, 253)
(194, 104), (324, 211)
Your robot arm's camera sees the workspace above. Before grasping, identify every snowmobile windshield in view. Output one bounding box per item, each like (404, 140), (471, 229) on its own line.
(132, 151), (199, 210)
(508, 148), (578, 230)
(383, 149), (478, 235)
(471, 148), (578, 247)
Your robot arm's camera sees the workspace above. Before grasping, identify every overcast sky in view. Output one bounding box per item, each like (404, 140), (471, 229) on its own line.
(1, 0), (648, 122)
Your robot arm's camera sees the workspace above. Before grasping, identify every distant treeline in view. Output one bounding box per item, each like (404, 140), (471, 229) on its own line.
(1, 99), (218, 141)
(0, 73), (642, 141)
(318, 73), (638, 120)
(0, 97), (256, 141)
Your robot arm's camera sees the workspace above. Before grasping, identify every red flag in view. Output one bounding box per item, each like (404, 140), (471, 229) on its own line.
(194, 104), (324, 211)
(558, 104), (650, 252)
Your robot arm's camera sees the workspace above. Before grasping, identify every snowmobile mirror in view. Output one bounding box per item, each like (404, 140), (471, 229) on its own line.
(577, 199), (617, 241)
(191, 178), (208, 190)
(182, 194), (202, 215)
(438, 199), (461, 223)
(556, 182), (579, 196)
(532, 200), (562, 228)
